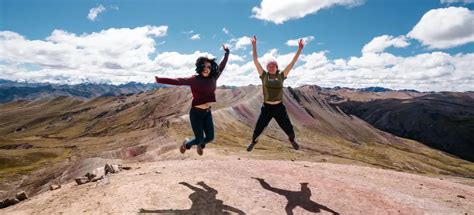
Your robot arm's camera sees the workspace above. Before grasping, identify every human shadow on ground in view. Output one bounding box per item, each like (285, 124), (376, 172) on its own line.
(252, 177), (339, 215)
(139, 181), (245, 214)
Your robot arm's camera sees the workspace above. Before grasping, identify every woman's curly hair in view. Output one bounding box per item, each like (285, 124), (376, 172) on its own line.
(195, 56), (218, 77)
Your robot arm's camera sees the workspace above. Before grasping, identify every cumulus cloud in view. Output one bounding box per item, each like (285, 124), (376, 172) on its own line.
(362, 35), (410, 54)
(251, 0), (364, 24)
(223, 27), (229, 34)
(151, 51), (217, 79)
(286, 36), (315, 46)
(228, 54), (245, 62)
(292, 51), (473, 91)
(190, 34), (200, 40)
(0, 26), (168, 84)
(87, 5), (106, 21)
(216, 49), (474, 92)
(230, 36), (252, 50)
(407, 7), (474, 49)
(1, 26), (473, 91)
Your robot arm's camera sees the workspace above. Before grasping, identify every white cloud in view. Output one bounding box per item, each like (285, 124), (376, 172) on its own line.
(348, 52), (402, 68)
(147, 26), (168, 37)
(230, 49), (473, 91)
(230, 36), (252, 50)
(217, 49), (474, 91)
(286, 36), (315, 46)
(300, 51), (330, 70)
(251, 0), (364, 24)
(151, 51), (215, 78)
(292, 51), (473, 91)
(182, 30), (194, 35)
(190, 34), (200, 40)
(228, 54), (245, 62)
(157, 41), (166, 46)
(87, 5), (106, 21)
(1, 27), (473, 92)
(407, 7), (474, 49)
(362, 35), (410, 54)
(441, 0), (474, 4)
(0, 26), (168, 84)
(223, 27), (229, 34)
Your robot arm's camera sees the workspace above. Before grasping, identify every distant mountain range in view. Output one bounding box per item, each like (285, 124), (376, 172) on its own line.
(0, 79), (422, 103)
(324, 86), (421, 93)
(0, 79), (163, 103)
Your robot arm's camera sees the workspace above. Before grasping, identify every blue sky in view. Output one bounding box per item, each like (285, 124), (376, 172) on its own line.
(1, 0), (473, 91)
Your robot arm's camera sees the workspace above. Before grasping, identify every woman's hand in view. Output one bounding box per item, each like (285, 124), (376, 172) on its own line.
(251, 35), (257, 47)
(222, 44), (229, 53)
(251, 35), (264, 75)
(283, 38), (304, 77)
(298, 39), (304, 50)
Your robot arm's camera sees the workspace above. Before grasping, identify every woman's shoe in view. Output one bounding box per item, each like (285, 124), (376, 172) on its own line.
(180, 139), (189, 154)
(290, 139), (299, 150)
(197, 144), (203, 156)
(247, 140), (257, 152)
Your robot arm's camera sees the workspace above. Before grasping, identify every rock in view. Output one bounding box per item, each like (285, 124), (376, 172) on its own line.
(1, 198), (20, 208)
(457, 195), (466, 199)
(15, 127), (26, 133)
(112, 164), (121, 173)
(321, 158), (328, 162)
(83, 167), (107, 182)
(104, 164), (113, 174)
(16, 191), (28, 201)
(90, 167), (106, 182)
(97, 176), (110, 187)
(50, 184), (61, 190)
(105, 164), (121, 174)
(75, 177), (89, 185)
(85, 172), (96, 181)
(10, 198), (20, 205)
(122, 166), (132, 170)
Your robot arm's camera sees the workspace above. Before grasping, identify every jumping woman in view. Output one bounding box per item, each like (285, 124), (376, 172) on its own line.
(247, 36), (304, 152)
(155, 45), (229, 155)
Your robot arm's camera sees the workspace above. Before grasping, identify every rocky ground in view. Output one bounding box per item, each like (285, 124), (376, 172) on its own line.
(2, 148), (473, 215)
